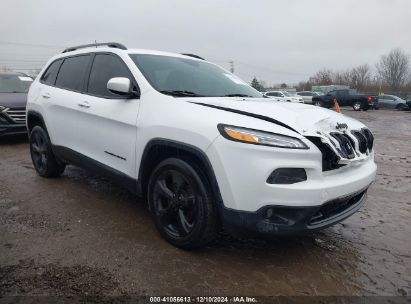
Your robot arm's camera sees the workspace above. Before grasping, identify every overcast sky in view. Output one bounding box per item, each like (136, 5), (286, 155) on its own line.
(1, 0), (410, 85)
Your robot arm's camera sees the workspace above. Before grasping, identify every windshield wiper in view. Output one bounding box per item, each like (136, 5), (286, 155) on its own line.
(224, 94), (253, 97)
(160, 90), (203, 97)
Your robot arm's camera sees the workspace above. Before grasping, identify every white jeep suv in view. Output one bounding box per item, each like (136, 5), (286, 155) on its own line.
(27, 42), (377, 249)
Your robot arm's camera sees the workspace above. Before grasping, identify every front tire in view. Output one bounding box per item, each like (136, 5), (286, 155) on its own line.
(396, 104), (405, 111)
(147, 158), (219, 249)
(29, 126), (66, 177)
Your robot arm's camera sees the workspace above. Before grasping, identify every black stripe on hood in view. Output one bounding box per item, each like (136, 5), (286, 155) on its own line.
(190, 102), (300, 134)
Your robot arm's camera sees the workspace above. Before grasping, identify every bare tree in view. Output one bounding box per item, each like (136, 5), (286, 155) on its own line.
(309, 69), (333, 85)
(376, 48), (410, 91)
(296, 81), (310, 91)
(351, 64), (371, 90)
(333, 70), (352, 86)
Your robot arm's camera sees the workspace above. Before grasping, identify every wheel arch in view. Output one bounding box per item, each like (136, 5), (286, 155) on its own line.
(138, 139), (223, 207)
(27, 110), (48, 134)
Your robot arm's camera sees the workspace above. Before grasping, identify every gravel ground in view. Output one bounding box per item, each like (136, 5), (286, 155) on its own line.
(0, 108), (410, 300)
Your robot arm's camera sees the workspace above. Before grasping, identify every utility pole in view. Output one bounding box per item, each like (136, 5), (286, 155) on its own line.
(229, 61), (234, 73)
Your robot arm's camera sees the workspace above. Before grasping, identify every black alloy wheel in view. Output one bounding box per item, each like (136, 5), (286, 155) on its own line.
(31, 129), (48, 172)
(153, 169), (197, 237)
(29, 126), (65, 177)
(148, 158), (218, 249)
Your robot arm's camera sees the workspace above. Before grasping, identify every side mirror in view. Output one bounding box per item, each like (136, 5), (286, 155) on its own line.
(107, 77), (139, 97)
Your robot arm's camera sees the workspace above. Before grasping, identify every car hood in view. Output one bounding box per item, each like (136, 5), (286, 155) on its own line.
(0, 93), (28, 109)
(189, 97), (365, 134)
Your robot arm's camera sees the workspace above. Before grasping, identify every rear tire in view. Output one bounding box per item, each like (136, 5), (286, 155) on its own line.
(147, 158), (219, 249)
(352, 102), (362, 111)
(313, 100), (322, 107)
(29, 126), (66, 177)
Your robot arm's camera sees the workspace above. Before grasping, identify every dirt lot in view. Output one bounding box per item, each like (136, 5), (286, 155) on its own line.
(0, 109), (410, 299)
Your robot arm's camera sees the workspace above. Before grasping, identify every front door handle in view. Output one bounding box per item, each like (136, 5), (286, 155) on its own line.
(42, 92), (51, 99)
(78, 101), (90, 108)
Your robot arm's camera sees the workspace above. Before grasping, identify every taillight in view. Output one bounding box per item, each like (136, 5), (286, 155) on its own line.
(367, 96), (372, 104)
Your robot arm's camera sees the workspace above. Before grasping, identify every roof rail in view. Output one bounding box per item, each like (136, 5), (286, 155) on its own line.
(62, 42), (127, 53)
(181, 53), (205, 60)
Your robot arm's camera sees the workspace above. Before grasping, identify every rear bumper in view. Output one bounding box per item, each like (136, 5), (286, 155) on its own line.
(221, 187), (368, 237)
(0, 124), (27, 137)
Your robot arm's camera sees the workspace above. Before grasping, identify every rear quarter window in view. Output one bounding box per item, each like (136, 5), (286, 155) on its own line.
(41, 59), (63, 85)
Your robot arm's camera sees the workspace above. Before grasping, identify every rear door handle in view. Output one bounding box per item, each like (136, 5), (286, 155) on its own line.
(42, 92), (51, 99)
(78, 101), (90, 108)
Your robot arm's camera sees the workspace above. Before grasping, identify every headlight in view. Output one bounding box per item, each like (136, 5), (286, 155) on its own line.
(218, 124), (308, 149)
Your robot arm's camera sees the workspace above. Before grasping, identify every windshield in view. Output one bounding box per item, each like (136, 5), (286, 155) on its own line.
(0, 75), (32, 93)
(392, 95), (405, 101)
(129, 54), (262, 98)
(282, 91), (292, 97)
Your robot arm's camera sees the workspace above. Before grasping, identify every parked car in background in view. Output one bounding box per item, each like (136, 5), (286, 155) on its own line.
(262, 91), (283, 102)
(312, 89), (377, 111)
(0, 73), (33, 137)
(297, 91), (323, 104)
(377, 95), (407, 110)
(263, 91), (304, 103)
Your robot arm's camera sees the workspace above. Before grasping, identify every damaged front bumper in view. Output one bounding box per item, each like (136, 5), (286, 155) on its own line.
(221, 186), (368, 237)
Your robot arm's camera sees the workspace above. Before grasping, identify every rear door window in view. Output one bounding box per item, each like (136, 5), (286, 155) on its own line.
(55, 55), (91, 91)
(87, 54), (132, 98)
(41, 59), (63, 85)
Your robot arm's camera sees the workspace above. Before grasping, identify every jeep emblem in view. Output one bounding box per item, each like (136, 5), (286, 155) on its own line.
(336, 122), (348, 131)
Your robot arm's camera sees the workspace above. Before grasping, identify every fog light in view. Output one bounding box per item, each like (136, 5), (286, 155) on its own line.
(266, 168), (307, 184)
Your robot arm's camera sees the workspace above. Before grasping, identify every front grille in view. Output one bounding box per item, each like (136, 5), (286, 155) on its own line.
(330, 132), (355, 159)
(351, 130), (368, 153)
(306, 136), (343, 171)
(309, 190), (366, 225)
(362, 128), (374, 150)
(5, 108), (26, 124)
(306, 128), (374, 171)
